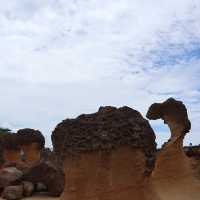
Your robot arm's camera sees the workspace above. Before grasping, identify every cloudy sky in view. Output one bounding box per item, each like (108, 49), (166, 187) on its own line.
(0, 0), (200, 147)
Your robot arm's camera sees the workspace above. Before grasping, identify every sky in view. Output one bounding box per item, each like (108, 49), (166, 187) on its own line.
(0, 0), (200, 147)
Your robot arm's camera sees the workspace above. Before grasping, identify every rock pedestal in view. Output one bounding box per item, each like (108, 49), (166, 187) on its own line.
(147, 98), (200, 200)
(62, 147), (158, 200)
(52, 106), (157, 200)
(1, 129), (45, 167)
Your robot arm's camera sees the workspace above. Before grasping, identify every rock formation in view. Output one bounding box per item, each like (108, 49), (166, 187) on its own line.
(0, 128), (65, 199)
(147, 98), (200, 200)
(52, 106), (158, 200)
(2, 185), (23, 200)
(1, 129), (45, 167)
(22, 161), (65, 197)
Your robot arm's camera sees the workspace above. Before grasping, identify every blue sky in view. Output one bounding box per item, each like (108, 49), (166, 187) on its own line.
(0, 0), (200, 147)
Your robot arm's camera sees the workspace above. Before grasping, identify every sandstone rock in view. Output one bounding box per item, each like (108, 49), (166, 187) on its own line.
(2, 185), (23, 200)
(1, 129), (45, 167)
(52, 106), (157, 200)
(52, 106), (156, 168)
(2, 129), (45, 150)
(146, 97), (191, 137)
(0, 167), (23, 189)
(23, 161), (64, 197)
(22, 181), (34, 197)
(40, 148), (62, 169)
(147, 98), (200, 200)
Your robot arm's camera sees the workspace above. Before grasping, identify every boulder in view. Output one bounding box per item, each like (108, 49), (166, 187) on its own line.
(23, 161), (64, 197)
(0, 167), (23, 189)
(35, 182), (47, 192)
(22, 181), (34, 197)
(2, 185), (23, 200)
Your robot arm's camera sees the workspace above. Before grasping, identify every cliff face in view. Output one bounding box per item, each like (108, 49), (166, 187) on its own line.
(52, 106), (157, 200)
(147, 98), (200, 200)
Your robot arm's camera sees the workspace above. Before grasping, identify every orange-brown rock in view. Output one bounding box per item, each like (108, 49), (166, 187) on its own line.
(52, 106), (157, 200)
(147, 98), (200, 200)
(2, 129), (45, 167)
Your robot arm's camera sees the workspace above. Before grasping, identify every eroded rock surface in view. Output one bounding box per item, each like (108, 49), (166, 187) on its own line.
(23, 162), (65, 197)
(2, 185), (23, 200)
(52, 106), (156, 166)
(1, 129), (45, 167)
(22, 181), (34, 197)
(147, 98), (200, 200)
(0, 167), (23, 190)
(52, 106), (157, 200)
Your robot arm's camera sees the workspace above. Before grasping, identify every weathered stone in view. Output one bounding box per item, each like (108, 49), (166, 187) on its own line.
(52, 106), (156, 167)
(147, 98), (200, 200)
(52, 106), (157, 200)
(1, 129), (45, 167)
(146, 97), (191, 137)
(2, 185), (23, 200)
(0, 167), (23, 189)
(35, 182), (47, 192)
(23, 161), (64, 197)
(22, 181), (34, 197)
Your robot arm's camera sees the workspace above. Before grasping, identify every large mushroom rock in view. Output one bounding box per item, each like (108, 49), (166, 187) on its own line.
(2, 129), (45, 167)
(52, 106), (158, 200)
(147, 98), (200, 200)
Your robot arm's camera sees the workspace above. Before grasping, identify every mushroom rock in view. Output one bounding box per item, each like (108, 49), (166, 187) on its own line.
(2, 129), (45, 167)
(52, 106), (158, 200)
(147, 98), (200, 200)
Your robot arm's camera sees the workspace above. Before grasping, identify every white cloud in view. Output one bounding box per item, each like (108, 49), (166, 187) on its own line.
(0, 0), (200, 146)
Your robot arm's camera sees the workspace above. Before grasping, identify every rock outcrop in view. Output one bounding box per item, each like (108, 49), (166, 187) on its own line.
(52, 106), (157, 200)
(147, 98), (200, 200)
(1, 129), (45, 167)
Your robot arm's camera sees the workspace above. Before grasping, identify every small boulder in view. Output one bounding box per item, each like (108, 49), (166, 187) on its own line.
(22, 181), (34, 197)
(0, 167), (23, 189)
(2, 185), (23, 200)
(36, 182), (47, 192)
(23, 162), (64, 196)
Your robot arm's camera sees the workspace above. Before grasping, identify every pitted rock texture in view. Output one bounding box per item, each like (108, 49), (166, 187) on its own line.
(2, 129), (45, 150)
(1, 129), (45, 167)
(52, 106), (156, 168)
